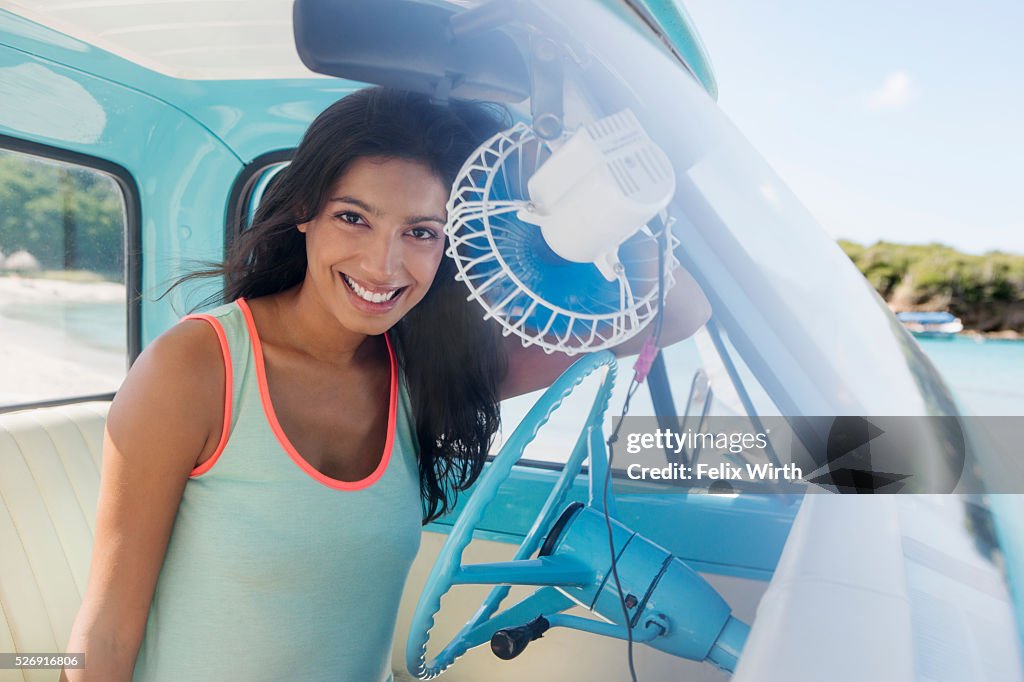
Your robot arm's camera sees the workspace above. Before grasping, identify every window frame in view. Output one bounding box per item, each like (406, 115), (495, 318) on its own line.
(224, 149), (294, 252)
(0, 134), (142, 413)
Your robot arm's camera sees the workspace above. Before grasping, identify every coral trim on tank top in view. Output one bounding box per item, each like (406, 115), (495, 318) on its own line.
(182, 313), (233, 478)
(235, 297), (398, 491)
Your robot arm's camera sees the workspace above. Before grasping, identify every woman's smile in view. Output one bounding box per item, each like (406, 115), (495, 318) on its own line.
(339, 271), (408, 312)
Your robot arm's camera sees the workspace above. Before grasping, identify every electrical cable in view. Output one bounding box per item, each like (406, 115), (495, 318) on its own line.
(602, 217), (670, 682)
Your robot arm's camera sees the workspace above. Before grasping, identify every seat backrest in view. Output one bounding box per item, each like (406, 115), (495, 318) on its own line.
(0, 401), (109, 682)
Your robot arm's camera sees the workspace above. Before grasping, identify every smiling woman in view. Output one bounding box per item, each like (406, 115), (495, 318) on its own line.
(299, 157), (450, 332)
(62, 87), (512, 682)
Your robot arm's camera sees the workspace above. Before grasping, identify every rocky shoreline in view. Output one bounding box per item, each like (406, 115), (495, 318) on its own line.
(841, 240), (1024, 337)
(960, 329), (1022, 340)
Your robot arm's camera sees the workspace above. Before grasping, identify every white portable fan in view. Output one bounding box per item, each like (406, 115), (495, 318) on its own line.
(446, 109), (680, 355)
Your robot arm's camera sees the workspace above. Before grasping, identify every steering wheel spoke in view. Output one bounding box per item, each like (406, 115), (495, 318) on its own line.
(453, 556), (594, 587)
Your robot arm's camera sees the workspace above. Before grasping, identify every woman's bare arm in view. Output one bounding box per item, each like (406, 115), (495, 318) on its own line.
(499, 265), (711, 400)
(61, 320), (224, 681)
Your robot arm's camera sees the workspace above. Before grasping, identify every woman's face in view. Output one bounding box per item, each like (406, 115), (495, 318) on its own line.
(297, 156), (449, 336)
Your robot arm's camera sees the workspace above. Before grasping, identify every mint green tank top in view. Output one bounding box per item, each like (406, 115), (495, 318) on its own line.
(132, 299), (422, 682)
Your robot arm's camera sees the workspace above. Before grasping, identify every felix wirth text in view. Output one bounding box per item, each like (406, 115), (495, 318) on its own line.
(623, 428), (803, 482)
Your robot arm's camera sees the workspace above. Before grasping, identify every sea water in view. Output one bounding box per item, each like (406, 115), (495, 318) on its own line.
(0, 300), (125, 354)
(495, 334), (1024, 462)
(916, 336), (1024, 416)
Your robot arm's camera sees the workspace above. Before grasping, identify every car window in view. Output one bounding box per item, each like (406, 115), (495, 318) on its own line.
(243, 162), (288, 229)
(0, 147), (127, 408)
(229, 157), (290, 239)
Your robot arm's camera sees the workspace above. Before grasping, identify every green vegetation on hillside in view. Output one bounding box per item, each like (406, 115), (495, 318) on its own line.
(838, 240), (1024, 333)
(0, 149), (124, 280)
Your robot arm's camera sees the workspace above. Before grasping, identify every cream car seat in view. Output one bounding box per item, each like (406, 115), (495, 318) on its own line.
(0, 402), (110, 682)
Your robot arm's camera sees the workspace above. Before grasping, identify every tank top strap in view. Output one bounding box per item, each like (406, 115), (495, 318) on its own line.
(395, 367), (417, 460)
(180, 300), (250, 434)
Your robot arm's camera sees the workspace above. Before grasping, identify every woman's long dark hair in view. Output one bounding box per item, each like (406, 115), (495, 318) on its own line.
(179, 87), (510, 523)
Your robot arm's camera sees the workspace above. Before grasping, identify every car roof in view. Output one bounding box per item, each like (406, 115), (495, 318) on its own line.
(0, 0), (715, 95)
(1, 0), (319, 80)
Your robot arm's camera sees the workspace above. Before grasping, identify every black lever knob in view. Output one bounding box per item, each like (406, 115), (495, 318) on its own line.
(490, 615), (550, 660)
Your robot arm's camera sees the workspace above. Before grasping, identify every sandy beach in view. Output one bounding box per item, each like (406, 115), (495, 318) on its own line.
(0, 275), (126, 406)
(0, 274), (124, 303)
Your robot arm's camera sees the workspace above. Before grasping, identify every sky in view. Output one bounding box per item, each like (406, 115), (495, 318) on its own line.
(681, 0), (1023, 255)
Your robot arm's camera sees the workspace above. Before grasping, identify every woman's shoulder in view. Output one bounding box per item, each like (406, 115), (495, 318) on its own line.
(107, 314), (227, 447)
(155, 315), (228, 372)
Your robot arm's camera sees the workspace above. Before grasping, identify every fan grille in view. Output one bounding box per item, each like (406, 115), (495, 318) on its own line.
(445, 123), (678, 355)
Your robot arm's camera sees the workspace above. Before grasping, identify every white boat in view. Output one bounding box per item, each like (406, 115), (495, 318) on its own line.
(897, 311), (965, 338)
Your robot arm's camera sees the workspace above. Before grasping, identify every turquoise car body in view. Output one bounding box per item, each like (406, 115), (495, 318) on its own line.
(1, 0), (1021, 676)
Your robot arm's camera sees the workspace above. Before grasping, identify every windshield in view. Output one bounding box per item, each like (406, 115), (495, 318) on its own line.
(483, 0), (976, 497)
(519, 0), (959, 419)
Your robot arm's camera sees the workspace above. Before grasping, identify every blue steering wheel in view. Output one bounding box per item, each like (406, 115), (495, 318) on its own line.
(406, 351), (619, 679)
